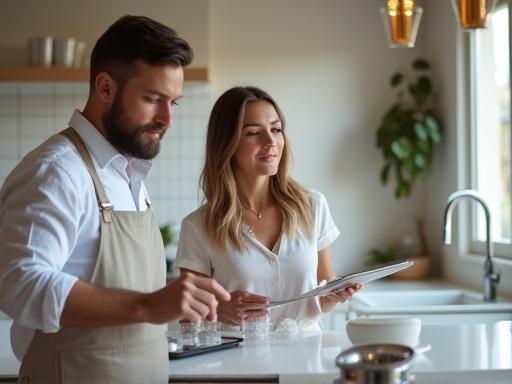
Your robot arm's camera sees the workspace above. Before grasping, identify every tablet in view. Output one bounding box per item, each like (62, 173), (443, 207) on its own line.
(266, 259), (413, 308)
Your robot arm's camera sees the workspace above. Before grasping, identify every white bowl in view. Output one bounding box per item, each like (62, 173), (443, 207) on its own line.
(346, 316), (421, 348)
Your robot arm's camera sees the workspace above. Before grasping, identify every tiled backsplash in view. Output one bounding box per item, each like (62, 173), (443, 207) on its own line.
(0, 82), (211, 232)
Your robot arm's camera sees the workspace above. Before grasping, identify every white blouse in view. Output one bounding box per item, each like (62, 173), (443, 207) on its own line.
(174, 189), (340, 327)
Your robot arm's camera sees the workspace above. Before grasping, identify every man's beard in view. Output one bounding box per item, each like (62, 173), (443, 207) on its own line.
(102, 96), (167, 160)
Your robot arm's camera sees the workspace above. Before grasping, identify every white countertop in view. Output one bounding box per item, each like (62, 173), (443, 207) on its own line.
(168, 321), (512, 383)
(2, 280), (511, 383)
(3, 321), (509, 383)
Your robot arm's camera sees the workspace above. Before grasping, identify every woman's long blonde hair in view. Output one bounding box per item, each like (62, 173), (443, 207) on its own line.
(200, 86), (313, 251)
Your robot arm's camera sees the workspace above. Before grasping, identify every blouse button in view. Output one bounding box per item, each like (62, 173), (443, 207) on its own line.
(272, 276), (279, 282)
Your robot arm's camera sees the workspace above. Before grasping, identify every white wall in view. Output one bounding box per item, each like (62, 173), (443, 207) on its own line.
(422, 0), (461, 278)
(210, 0), (430, 274)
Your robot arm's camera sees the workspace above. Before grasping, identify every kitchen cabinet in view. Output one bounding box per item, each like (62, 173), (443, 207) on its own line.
(0, 67), (208, 82)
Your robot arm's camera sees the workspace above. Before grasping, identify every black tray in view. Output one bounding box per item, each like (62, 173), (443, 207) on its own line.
(168, 336), (243, 359)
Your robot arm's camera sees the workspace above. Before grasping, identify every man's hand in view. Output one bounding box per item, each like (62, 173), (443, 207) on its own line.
(141, 271), (231, 323)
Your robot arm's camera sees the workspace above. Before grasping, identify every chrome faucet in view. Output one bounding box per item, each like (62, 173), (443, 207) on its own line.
(443, 190), (500, 302)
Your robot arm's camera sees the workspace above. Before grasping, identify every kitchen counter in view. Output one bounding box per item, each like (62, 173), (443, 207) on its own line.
(1, 321), (511, 383)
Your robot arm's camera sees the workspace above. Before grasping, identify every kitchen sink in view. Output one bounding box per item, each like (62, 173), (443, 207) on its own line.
(348, 289), (512, 324)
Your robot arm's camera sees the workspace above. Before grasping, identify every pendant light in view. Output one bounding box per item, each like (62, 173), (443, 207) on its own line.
(381, 0), (423, 48)
(451, 0), (498, 30)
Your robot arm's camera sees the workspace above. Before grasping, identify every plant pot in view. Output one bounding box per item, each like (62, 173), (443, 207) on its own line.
(392, 257), (431, 280)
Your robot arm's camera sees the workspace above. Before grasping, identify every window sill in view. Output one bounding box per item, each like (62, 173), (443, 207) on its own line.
(459, 252), (512, 269)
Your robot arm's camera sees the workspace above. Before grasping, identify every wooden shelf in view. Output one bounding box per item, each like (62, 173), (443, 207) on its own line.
(0, 66), (208, 82)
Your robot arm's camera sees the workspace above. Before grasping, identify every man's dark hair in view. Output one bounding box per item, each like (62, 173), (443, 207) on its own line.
(89, 15), (193, 90)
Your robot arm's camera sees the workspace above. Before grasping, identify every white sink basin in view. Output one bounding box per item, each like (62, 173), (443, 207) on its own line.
(349, 289), (512, 322)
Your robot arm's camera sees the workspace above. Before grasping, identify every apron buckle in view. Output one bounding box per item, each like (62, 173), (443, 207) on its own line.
(100, 202), (113, 210)
(100, 202), (113, 223)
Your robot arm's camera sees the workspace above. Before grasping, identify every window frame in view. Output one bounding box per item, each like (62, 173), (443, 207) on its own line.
(465, 0), (512, 261)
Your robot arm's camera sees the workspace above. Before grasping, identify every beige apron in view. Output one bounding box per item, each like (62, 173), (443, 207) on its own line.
(18, 128), (168, 383)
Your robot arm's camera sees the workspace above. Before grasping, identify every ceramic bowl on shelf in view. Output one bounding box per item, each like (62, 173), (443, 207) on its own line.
(346, 316), (421, 348)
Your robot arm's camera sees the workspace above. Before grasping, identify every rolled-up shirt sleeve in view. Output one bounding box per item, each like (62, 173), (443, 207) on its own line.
(174, 215), (213, 277)
(0, 159), (83, 333)
(313, 190), (340, 251)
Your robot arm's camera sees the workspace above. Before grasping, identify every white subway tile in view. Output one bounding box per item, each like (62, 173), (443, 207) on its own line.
(19, 83), (52, 96)
(20, 97), (53, 118)
(0, 137), (19, 158)
(0, 118), (19, 134)
(0, 84), (18, 95)
(0, 97), (18, 117)
(53, 84), (75, 96)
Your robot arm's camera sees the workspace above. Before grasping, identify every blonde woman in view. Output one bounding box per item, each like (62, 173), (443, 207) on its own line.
(174, 86), (361, 329)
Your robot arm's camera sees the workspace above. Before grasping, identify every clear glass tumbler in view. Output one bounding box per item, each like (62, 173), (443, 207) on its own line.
(180, 321), (199, 347)
(241, 313), (270, 341)
(198, 320), (222, 346)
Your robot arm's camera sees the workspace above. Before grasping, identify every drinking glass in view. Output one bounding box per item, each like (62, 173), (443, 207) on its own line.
(198, 320), (222, 346)
(242, 313), (270, 341)
(180, 321), (199, 347)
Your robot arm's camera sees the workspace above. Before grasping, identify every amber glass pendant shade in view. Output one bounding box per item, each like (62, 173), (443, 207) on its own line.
(381, 0), (423, 48)
(451, 0), (498, 30)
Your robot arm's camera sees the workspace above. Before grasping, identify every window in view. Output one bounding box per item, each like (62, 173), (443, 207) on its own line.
(469, 0), (511, 259)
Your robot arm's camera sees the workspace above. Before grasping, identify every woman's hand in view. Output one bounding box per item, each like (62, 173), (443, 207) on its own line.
(319, 282), (363, 313)
(218, 290), (269, 325)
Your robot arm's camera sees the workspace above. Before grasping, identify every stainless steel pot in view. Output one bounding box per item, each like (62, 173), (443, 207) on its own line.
(334, 344), (415, 384)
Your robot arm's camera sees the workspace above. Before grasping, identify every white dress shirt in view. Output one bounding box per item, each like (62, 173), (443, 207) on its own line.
(174, 190), (340, 328)
(0, 110), (153, 360)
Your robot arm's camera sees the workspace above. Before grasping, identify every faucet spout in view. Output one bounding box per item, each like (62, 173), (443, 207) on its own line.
(442, 190), (500, 301)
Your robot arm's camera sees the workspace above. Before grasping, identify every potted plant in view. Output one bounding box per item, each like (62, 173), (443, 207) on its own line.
(160, 224), (177, 273)
(366, 245), (400, 267)
(376, 58), (442, 199)
(366, 217), (431, 279)
(370, 58), (441, 279)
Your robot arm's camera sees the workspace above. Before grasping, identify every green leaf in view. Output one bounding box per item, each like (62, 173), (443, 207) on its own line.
(415, 76), (432, 106)
(391, 73), (403, 87)
(380, 164), (390, 185)
(391, 137), (413, 159)
(414, 121), (429, 141)
(159, 225), (174, 247)
(414, 153), (427, 169)
(417, 76), (432, 96)
(412, 58), (431, 69)
(425, 115), (441, 142)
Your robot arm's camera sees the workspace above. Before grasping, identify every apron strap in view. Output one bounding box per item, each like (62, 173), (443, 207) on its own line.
(60, 127), (113, 223)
